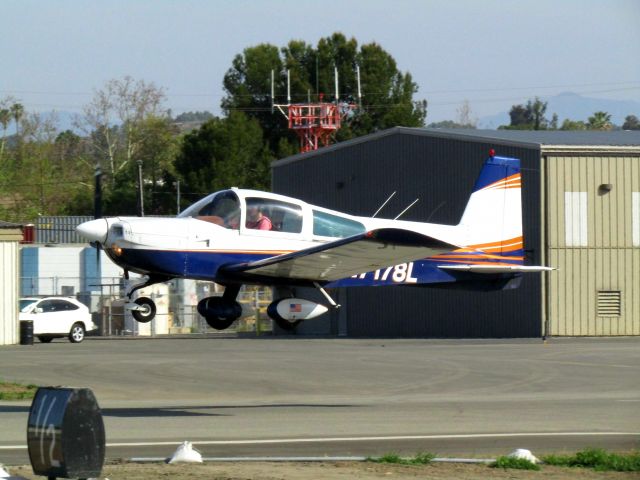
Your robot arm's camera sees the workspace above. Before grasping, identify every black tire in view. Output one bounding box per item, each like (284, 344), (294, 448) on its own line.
(204, 316), (236, 330)
(69, 323), (85, 343)
(132, 297), (156, 323)
(198, 297), (241, 330)
(273, 318), (303, 331)
(38, 336), (53, 343)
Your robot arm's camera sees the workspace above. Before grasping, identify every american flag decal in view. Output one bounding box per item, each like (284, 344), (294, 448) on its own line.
(290, 303), (302, 313)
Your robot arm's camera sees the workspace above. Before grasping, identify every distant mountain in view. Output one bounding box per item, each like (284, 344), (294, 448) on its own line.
(478, 92), (640, 129)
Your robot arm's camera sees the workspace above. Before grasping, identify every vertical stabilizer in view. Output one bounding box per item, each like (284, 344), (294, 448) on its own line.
(457, 155), (523, 260)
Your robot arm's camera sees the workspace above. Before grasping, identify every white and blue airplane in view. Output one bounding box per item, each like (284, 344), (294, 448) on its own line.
(76, 153), (552, 331)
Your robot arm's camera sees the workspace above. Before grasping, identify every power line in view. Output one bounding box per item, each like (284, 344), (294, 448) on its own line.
(2, 80), (639, 102)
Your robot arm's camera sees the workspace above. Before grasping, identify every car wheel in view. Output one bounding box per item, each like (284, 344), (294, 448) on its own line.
(69, 323), (85, 343)
(38, 336), (53, 343)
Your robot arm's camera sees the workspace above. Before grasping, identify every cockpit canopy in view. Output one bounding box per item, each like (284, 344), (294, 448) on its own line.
(179, 188), (366, 239)
(179, 190), (241, 228)
(178, 189), (304, 233)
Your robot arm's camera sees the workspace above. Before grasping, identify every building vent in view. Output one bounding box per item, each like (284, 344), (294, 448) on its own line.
(597, 291), (621, 317)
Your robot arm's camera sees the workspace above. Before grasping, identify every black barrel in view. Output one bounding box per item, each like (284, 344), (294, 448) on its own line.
(19, 320), (34, 345)
(27, 387), (105, 479)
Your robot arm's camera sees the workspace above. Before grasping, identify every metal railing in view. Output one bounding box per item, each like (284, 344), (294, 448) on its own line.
(19, 277), (273, 337)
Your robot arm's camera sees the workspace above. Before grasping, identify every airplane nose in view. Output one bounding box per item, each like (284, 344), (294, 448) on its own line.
(76, 218), (109, 244)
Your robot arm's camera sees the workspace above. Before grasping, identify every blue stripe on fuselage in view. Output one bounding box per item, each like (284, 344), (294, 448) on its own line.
(111, 248), (274, 281)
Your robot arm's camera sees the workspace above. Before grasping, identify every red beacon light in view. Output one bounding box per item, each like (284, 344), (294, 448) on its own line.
(489, 148), (496, 158)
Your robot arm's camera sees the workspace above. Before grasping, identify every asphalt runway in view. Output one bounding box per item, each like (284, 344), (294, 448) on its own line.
(1, 337), (639, 464)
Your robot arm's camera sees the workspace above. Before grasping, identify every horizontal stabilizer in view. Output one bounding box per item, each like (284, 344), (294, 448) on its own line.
(222, 228), (458, 283)
(438, 264), (555, 273)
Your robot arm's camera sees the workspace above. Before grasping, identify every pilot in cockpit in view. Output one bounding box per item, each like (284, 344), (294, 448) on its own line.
(246, 204), (272, 230)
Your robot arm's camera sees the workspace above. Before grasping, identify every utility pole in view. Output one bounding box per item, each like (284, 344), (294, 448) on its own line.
(137, 160), (144, 217)
(94, 165), (102, 219)
(176, 180), (181, 215)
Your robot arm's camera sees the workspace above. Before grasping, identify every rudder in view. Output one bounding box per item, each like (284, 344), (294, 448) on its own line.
(457, 155), (523, 261)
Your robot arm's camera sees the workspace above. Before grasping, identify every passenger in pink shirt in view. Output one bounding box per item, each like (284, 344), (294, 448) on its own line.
(246, 205), (272, 230)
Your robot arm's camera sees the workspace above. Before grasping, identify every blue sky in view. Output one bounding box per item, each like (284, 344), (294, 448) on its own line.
(2, 0), (639, 123)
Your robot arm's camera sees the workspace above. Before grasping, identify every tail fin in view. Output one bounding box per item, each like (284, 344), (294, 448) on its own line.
(457, 155), (523, 260)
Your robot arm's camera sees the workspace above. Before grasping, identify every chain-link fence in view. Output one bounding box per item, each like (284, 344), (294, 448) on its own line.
(19, 277), (274, 337)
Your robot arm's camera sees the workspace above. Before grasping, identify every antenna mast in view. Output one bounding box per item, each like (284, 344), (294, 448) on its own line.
(272, 66), (359, 154)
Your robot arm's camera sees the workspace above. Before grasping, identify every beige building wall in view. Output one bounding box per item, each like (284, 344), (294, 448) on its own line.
(546, 153), (640, 335)
(0, 230), (21, 345)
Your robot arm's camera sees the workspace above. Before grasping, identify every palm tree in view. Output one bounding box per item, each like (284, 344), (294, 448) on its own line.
(0, 108), (10, 159)
(587, 111), (612, 131)
(10, 102), (24, 137)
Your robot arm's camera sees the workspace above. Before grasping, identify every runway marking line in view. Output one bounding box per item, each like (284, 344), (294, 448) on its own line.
(1, 432), (639, 450)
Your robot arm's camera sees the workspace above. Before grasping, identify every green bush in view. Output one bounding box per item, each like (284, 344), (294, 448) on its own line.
(542, 448), (640, 472)
(366, 452), (435, 465)
(0, 380), (37, 400)
(491, 456), (540, 470)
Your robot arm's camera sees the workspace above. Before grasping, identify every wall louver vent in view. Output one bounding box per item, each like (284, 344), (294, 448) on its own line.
(597, 291), (621, 317)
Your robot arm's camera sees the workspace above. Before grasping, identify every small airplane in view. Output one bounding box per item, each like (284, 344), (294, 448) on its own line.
(77, 152), (552, 331)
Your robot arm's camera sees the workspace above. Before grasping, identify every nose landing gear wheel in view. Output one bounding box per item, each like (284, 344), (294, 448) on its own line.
(132, 297), (156, 323)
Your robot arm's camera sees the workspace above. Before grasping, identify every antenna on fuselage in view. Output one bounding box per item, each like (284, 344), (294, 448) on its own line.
(372, 191), (396, 218)
(394, 198), (419, 220)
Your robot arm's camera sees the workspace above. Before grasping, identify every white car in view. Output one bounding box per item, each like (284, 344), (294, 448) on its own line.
(19, 297), (97, 343)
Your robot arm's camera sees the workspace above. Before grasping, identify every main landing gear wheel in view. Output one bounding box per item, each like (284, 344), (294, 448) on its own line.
(132, 297), (156, 323)
(197, 296), (242, 330)
(205, 316), (237, 330)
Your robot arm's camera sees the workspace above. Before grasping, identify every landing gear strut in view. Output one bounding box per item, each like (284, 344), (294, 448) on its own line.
(197, 284), (242, 330)
(125, 273), (170, 323)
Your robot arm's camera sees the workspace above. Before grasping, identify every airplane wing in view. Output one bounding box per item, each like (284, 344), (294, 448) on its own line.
(220, 228), (458, 283)
(438, 265), (555, 273)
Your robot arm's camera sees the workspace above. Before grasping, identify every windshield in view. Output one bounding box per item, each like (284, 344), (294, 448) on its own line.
(19, 298), (38, 311)
(178, 191), (241, 229)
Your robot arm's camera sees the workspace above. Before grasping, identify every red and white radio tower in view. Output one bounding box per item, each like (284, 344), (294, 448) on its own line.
(272, 67), (360, 154)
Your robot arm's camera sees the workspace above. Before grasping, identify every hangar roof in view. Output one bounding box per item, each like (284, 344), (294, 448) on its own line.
(273, 127), (640, 167)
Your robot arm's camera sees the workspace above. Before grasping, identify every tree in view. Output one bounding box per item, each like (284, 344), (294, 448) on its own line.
(587, 111), (612, 131)
(455, 100), (477, 128)
(78, 76), (167, 185)
(622, 114), (640, 130)
(560, 118), (587, 130)
(173, 112), (271, 203)
(507, 104), (530, 128)
(0, 108), (10, 160)
(222, 33), (426, 155)
(173, 111), (214, 123)
(10, 102), (24, 137)
(502, 97), (549, 130)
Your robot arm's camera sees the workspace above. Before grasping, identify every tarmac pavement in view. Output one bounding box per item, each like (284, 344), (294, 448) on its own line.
(1, 337), (639, 464)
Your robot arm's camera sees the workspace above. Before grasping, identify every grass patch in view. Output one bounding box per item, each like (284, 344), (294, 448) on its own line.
(542, 448), (640, 472)
(366, 452), (435, 466)
(0, 379), (38, 400)
(491, 456), (540, 470)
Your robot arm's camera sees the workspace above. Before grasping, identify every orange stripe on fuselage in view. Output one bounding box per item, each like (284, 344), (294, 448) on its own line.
(435, 259), (521, 266)
(454, 236), (523, 253)
(434, 254), (525, 261)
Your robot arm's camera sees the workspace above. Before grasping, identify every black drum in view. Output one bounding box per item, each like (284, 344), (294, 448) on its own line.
(19, 320), (33, 346)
